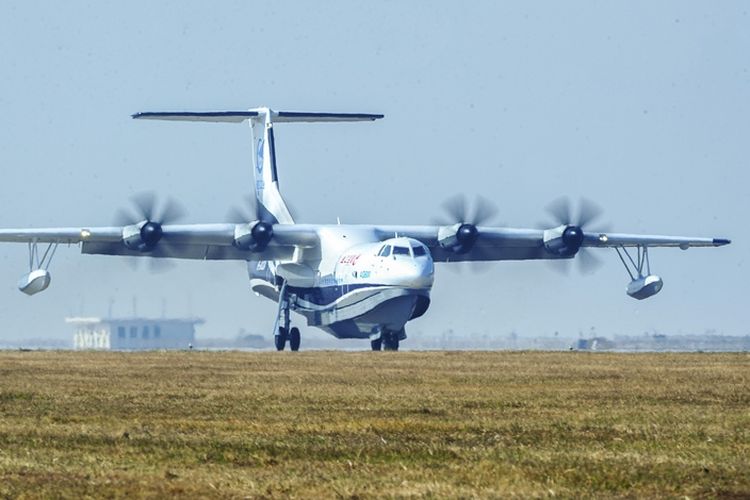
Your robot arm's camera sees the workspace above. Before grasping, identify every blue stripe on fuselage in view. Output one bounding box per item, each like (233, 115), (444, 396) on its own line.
(289, 283), (411, 306)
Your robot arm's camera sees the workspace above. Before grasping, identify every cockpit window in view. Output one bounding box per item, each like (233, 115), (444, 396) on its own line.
(413, 245), (427, 257)
(393, 246), (411, 256)
(379, 245), (391, 257)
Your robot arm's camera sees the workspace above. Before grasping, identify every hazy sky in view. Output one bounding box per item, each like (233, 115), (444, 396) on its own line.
(0, 2), (747, 343)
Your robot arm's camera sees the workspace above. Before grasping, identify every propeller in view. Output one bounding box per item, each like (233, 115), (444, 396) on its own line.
(542, 196), (609, 275)
(545, 196), (603, 231)
(433, 194), (498, 228)
(224, 195), (258, 224)
(114, 191), (187, 272)
(225, 195), (278, 252)
(432, 194), (499, 272)
(115, 191), (186, 228)
(225, 194), (298, 224)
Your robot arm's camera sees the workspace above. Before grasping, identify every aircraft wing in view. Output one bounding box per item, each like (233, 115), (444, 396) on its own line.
(581, 232), (730, 249)
(0, 224), (319, 261)
(374, 225), (730, 262)
(0, 222), (729, 264)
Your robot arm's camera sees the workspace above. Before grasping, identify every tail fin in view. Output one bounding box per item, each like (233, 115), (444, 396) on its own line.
(133, 108), (383, 225)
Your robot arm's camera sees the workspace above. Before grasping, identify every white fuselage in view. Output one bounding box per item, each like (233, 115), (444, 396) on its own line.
(249, 225), (434, 339)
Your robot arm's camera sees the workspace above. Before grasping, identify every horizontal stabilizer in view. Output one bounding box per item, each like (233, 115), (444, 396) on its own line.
(275, 111), (383, 122)
(132, 109), (383, 123)
(132, 111), (259, 122)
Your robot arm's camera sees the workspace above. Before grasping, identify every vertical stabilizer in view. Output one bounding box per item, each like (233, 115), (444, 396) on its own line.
(133, 107), (383, 226)
(249, 109), (295, 224)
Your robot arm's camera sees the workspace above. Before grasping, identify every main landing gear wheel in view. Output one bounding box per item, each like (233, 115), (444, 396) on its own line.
(289, 327), (301, 352)
(275, 327), (287, 351)
(370, 338), (383, 351)
(383, 331), (399, 351)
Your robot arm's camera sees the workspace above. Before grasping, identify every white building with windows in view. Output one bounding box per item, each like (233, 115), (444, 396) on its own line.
(66, 317), (204, 350)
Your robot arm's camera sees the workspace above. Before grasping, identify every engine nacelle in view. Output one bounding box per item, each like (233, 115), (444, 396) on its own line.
(437, 223), (478, 254)
(122, 221), (163, 251)
(234, 221), (273, 252)
(626, 275), (663, 300)
(544, 225), (584, 257)
(18, 269), (51, 296)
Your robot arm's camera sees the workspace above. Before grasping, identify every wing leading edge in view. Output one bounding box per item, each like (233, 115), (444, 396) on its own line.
(582, 232), (730, 249)
(0, 223), (729, 263)
(374, 225), (730, 263)
(0, 224), (319, 261)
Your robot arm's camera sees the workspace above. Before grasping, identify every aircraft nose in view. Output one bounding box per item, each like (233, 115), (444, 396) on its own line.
(396, 258), (434, 288)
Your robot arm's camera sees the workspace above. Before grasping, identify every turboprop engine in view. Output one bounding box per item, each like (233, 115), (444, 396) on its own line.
(543, 225), (584, 257)
(116, 192), (185, 252)
(122, 221), (163, 251)
(437, 223), (479, 254)
(539, 197), (610, 273)
(434, 194), (498, 255)
(233, 221), (274, 252)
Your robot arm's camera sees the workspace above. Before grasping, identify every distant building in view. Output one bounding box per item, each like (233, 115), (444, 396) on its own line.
(575, 337), (616, 351)
(66, 317), (204, 350)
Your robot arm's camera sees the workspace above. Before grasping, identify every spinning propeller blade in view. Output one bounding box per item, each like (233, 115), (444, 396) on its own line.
(114, 191), (186, 226)
(543, 196), (609, 276)
(545, 196), (603, 229)
(433, 194), (499, 273)
(114, 191), (187, 272)
(225, 195), (298, 224)
(436, 194), (499, 226)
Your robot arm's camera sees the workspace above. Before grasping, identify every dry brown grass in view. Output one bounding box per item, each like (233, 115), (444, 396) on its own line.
(0, 351), (747, 498)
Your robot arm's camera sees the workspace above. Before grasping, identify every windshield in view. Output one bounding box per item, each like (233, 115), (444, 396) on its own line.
(392, 246), (411, 256)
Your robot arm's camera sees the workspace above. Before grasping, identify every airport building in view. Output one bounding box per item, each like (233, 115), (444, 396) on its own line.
(66, 317), (204, 350)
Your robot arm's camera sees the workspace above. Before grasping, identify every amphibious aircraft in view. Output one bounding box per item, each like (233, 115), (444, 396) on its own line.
(0, 108), (730, 350)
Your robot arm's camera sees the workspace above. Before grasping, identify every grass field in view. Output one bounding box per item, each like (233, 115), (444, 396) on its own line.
(0, 351), (747, 498)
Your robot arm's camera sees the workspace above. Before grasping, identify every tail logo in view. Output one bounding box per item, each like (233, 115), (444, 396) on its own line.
(256, 138), (264, 174)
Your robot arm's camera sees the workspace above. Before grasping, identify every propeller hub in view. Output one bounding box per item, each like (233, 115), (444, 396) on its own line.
(249, 221), (273, 251)
(561, 225), (584, 256)
(454, 223), (478, 254)
(140, 221), (163, 248)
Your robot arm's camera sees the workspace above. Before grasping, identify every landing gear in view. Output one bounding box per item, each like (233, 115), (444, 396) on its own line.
(275, 326), (288, 351)
(273, 281), (301, 351)
(372, 327), (405, 351)
(289, 327), (301, 352)
(382, 331), (399, 351)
